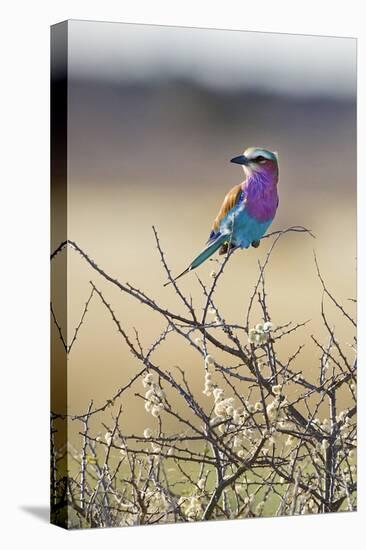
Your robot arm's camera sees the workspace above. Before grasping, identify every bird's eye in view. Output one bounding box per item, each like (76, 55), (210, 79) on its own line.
(255, 156), (266, 163)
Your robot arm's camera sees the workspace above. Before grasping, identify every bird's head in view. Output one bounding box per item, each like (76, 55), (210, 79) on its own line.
(230, 147), (279, 178)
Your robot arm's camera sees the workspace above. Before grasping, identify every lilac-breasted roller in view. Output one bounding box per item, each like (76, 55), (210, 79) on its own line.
(166, 147), (279, 285)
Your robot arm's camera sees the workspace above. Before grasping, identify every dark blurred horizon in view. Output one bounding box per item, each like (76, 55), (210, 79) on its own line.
(68, 77), (356, 194)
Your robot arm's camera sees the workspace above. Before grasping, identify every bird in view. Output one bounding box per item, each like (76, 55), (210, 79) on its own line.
(165, 147), (279, 286)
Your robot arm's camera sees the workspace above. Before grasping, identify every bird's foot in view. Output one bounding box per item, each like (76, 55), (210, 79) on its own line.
(219, 242), (236, 255)
(251, 240), (260, 248)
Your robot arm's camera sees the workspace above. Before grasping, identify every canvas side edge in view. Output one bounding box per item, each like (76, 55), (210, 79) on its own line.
(50, 20), (69, 530)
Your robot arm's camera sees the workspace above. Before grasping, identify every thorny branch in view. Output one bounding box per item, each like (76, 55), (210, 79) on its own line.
(50, 226), (356, 528)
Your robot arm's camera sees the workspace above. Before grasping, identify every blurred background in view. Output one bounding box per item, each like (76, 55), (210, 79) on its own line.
(51, 21), (356, 437)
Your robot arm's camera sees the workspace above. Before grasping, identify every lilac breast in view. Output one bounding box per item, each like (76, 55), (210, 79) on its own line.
(243, 169), (279, 223)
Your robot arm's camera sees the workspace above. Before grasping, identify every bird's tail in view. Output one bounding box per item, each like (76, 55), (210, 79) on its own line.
(164, 234), (227, 287)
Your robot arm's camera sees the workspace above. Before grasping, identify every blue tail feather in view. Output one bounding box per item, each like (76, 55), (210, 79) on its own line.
(164, 234), (227, 287)
(190, 234), (227, 270)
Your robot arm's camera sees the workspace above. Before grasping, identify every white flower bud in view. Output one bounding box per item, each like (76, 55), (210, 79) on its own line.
(197, 478), (205, 490)
(105, 432), (113, 445)
(213, 387), (224, 402)
(151, 405), (161, 417)
(142, 373), (154, 387)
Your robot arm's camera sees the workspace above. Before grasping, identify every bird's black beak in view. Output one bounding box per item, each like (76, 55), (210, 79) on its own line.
(230, 154), (249, 165)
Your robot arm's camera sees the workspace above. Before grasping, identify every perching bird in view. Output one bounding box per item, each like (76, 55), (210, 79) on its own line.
(165, 147), (279, 286)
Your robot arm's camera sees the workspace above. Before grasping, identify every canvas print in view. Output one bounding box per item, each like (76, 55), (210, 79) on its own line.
(51, 20), (357, 529)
